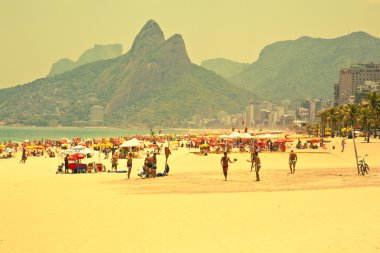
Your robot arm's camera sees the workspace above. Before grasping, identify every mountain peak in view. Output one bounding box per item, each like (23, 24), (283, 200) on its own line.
(160, 34), (191, 66)
(129, 19), (165, 55)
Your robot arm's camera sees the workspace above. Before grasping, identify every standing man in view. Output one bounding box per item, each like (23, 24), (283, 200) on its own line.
(252, 152), (262, 181)
(164, 146), (171, 175)
(288, 150), (298, 174)
(126, 152), (133, 179)
(220, 152), (234, 181)
(19, 148), (27, 163)
(64, 154), (69, 173)
(341, 138), (346, 152)
(111, 154), (118, 171)
(247, 152), (257, 172)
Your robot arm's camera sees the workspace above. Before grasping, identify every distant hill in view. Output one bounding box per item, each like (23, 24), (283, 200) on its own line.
(233, 32), (380, 105)
(47, 44), (123, 76)
(201, 58), (249, 79)
(0, 20), (253, 127)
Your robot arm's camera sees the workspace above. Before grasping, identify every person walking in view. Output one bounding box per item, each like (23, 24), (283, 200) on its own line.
(341, 139), (346, 152)
(220, 152), (234, 181)
(288, 150), (297, 174)
(19, 148), (27, 163)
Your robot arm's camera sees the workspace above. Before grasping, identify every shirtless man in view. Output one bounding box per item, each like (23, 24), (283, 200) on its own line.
(288, 150), (297, 174)
(252, 152), (262, 181)
(247, 152), (257, 172)
(220, 152), (234, 181)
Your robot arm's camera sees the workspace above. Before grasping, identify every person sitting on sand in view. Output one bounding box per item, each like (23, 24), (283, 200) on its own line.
(144, 152), (153, 178)
(288, 150), (297, 174)
(220, 152), (234, 181)
(56, 163), (64, 174)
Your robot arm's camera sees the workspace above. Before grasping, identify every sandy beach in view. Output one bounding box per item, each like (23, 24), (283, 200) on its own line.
(1, 138), (380, 253)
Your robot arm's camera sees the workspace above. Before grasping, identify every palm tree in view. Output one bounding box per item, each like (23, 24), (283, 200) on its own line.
(327, 107), (339, 137)
(318, 109), (329, 138)
(359, 106), (372, 142)
(367, 92), (380, 139)
(344, 103), (361, 174)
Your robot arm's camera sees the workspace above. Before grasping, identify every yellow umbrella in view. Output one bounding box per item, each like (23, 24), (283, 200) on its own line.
(0, 144), (5, 149)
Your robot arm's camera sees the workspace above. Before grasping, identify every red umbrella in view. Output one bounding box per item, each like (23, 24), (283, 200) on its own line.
(69, 153), (86, 161)
(310, 139), (320, 143)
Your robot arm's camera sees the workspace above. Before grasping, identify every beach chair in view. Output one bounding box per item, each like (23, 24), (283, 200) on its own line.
(96, 163), (104, 172)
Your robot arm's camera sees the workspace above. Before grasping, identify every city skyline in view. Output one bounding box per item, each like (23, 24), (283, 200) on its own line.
(1, 0), (380, 88)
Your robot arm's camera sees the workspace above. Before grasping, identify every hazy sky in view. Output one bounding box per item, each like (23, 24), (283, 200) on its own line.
(0, 0), (379, 88)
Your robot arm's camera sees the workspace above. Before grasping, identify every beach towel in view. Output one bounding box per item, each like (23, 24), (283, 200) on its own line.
(107, 170), (128, 173)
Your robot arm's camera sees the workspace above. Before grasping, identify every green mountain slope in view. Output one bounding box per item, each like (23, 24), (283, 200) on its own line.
(233, 32), (380, 105)
(47, 44), (123, 76)
(201, 58), (249, 79)
(0, 20), (253, 127)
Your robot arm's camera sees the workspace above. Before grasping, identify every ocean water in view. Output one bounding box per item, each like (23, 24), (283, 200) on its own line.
(0, 126), (182, 142)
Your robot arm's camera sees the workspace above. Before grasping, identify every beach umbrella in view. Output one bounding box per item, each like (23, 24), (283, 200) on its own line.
(228, 132), (242, 139)
(61, 138), (70, 144)
(5, 148), (14, 153)
(0, 144), (5, 149)
(33, 145), (44, 150)
(78, 142), (86, 147)
(25, 146), (34, 150)
(309, 139), (320, 143)
(69, 153), (86, 161)
(240, 133), (254, 139)
(200, 143), (209, 148)
(120, 138), (142, 148)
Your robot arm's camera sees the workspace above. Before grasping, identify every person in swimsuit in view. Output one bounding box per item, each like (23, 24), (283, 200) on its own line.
(220, 152), (234, 181)
(152, 153), (157, 178)
(252, 152), (261, 181)
(288, 150), (297, 174)
(126, 152), (133, 179)
(247, 152), (257, 172)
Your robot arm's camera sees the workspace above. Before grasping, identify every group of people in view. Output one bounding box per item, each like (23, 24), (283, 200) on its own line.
(139, 147), (171, 179)
(220, 149), (298, 181)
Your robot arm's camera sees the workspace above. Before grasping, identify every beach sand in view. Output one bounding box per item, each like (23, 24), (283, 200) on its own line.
(1, 138), (380, 253)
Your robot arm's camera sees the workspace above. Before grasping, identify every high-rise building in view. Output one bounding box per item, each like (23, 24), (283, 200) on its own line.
(355, 80), (380, 104)
(334, 63), (380, 105)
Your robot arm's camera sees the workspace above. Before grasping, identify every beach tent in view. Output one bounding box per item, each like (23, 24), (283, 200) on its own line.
(5, 148), (14, 153)
(256, 133), (279, 139)
(120, 138), (142, 158)
(228, 132), (242, 139)
(120, 138), (142, 148)
(240, 133), (254, 139)
(60, 145), (97, 155)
